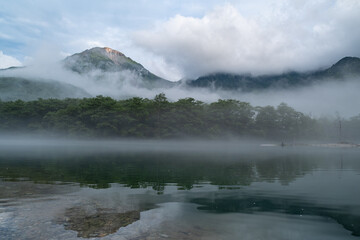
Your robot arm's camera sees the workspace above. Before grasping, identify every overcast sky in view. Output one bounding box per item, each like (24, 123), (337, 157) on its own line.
(0, 0), (359, 80)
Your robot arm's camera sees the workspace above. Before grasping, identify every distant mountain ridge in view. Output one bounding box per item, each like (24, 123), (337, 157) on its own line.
(186, 56), (360, 91)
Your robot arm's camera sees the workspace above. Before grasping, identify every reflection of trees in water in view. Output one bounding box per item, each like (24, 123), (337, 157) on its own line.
(255, 155), (316, 185)
(0, 152), (326, 191)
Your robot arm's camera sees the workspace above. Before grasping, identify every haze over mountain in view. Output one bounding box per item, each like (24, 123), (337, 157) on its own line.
(54, 47), (360, 93)
(1, 46), (360, 117)
(0, 47), (174, 101)
(0, 77), (90, 101)
(186, 56), (360, 91)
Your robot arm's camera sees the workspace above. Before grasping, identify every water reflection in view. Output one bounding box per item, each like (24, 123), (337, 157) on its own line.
(0, 150), (344, 190)
(0, 142), (360, 239)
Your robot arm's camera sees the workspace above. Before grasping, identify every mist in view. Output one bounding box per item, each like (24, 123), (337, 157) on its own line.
(1, 135), (354, 157)
(227, 79), (360, 118)
(0, 136), (276, 154)
(1, 52), (360, 119)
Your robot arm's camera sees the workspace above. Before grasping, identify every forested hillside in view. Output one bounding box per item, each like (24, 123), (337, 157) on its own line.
(1, 94), (359, 140)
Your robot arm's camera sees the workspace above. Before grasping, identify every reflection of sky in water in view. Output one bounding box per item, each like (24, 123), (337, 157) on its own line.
(0, 140), (360, 239)
(1, 184), (358, 239)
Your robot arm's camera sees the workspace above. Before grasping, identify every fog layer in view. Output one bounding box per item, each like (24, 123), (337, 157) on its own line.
(1, 57), (359, 118)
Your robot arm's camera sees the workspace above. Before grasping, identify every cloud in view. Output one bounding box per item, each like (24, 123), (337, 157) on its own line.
(2, 0), (359, 80)
(133, 1), (360, 78)
(1, 45), (359, 118)
(0, 51), (22, 69)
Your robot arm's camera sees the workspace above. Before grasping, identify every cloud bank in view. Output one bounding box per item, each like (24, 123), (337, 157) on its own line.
(2, 1), (359, 80)
(134, 1), (360, 78)
(3, 55), (360, 118)
(0, 51), (22, 69)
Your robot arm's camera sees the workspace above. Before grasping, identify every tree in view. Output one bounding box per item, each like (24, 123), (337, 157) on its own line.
(255, 106), (279, 137)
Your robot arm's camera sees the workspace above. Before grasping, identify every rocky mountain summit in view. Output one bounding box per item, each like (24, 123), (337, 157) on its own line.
(63, 47), (173, 88)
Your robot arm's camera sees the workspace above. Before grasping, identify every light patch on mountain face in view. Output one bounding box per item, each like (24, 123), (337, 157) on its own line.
(104, 47), (125, 57)
(0, 51), (22, 69)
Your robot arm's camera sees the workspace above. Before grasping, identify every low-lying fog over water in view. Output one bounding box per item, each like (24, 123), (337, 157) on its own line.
(1, 139), (360, 239)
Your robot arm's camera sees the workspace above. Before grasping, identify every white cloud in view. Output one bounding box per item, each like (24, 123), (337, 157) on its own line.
(1, 0), (359, 80)
(0, 51), (22, 69)
(134, 1), (360, 78)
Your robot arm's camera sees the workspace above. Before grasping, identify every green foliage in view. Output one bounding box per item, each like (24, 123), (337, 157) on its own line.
(1, 95), (354, 139)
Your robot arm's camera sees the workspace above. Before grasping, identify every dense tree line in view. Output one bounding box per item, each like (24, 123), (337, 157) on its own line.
(0, 94), (358, 140)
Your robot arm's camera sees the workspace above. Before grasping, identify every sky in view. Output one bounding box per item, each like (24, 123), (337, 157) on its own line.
(0, 0), (360, 80)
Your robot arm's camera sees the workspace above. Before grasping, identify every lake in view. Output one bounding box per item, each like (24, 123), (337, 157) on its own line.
(0, 139), (360, 239)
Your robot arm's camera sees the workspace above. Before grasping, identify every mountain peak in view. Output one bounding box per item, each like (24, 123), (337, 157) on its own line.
(333, 56), (360, 67)
(64, 46), (140, 74)
(326, 56), (360, 77)
(63, 47), (173, 88)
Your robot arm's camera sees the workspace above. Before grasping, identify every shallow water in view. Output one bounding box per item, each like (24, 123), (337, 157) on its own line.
(0, 139), (360, 239)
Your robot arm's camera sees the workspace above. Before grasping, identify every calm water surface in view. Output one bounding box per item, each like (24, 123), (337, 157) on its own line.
(0, 139), (359, 239)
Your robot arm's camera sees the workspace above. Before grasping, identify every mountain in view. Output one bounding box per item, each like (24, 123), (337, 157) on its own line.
(0, 77), (90, 101)
(320, 57), (360, 78)
(0, 47), (174, 101)
(186, 57), (360, 91)
(63, 47), (174, 88)
(1, 47), (359, 102)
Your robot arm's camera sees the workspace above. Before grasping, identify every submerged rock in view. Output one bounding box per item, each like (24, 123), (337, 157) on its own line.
(58, 207), (140, 238)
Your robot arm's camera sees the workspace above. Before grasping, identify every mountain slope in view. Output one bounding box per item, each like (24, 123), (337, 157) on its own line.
(63, 47), (174, 88)
(0, 77), (90, 101)
(186, 57), (360, 91)
(320, 57), (360, 78)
